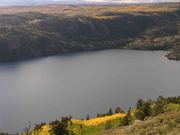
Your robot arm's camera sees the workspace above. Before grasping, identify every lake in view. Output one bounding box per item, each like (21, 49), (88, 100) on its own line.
(0, 50), (180, 133)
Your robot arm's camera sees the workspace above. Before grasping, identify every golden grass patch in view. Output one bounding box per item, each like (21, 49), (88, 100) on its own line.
(72, 113), (126, 126)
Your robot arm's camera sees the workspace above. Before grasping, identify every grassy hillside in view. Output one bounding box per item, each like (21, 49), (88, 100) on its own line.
(1, 110), (179, 135)
(5, 96), (176, 135)
(101, 111), (180, 135)
(0, 3), (179, 61)
(30, 113), (126, 135)
(0, 3), (179, 16)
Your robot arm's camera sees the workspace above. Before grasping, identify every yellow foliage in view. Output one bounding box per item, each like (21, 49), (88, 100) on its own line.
(31, 125), (53, 135)
(30, 113), (125, 135)
(72, 113), (126, 126)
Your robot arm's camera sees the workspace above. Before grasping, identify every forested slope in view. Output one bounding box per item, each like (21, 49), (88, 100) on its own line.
(0, 3), (179, 61)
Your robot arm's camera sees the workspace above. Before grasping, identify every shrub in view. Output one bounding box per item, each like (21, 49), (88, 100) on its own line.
(0, 133), (9, 135)
(175, 116), (180, 124)
(34, 122), (46, 131)
(51, 116), (73, 135)
(134, 109), (145, 120)
(86, 115), (90, 120)
(120, 108), (132, 126)
(152, 101), (166, 116)
(105, 121), (113, 129)
(107, 108), (113, 116)
(135, 99), (152, 120)
(165, 103), (180, 112)
(115, 107), (124, 113)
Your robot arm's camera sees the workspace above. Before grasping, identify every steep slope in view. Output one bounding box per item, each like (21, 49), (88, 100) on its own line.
(101, 111), (180, 135)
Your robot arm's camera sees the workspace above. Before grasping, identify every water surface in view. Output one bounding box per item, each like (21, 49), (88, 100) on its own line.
(0, 50), (180, 133)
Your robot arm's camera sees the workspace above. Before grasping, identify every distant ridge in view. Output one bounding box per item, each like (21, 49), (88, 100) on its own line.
(0, 2), (179, 61)
(0, 0), (179, 7)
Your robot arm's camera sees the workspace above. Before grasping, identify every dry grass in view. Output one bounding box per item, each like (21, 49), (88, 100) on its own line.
(101, 111), (180, 135)
(0, 2), (179, 17)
